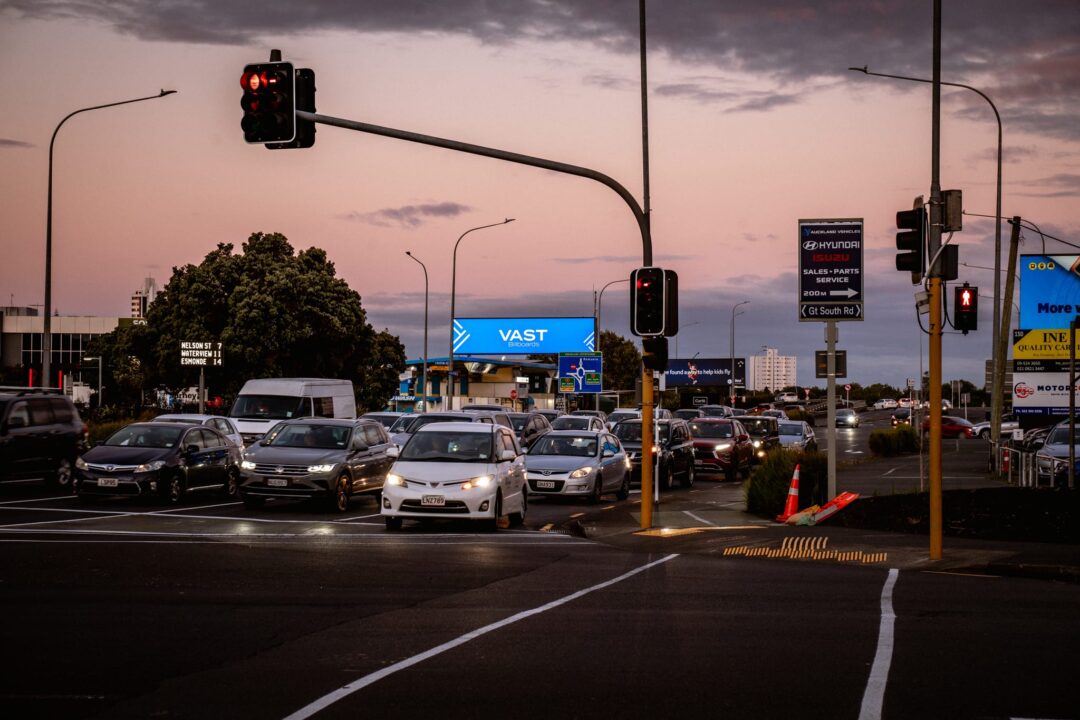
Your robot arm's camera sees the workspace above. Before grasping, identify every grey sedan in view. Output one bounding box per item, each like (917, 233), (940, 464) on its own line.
(525, 430), (631, 503)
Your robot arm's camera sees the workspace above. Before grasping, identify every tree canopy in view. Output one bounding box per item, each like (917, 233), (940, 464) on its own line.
(90, 232), (404, 411)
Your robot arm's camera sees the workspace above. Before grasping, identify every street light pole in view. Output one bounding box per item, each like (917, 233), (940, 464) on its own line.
(447, 219), (515, 410)
(730, 301), (750, 404)
(43, 89), (177, 389)
(594, 277), (630, 411)
(405, 251), (429, 413)
(848, 65), (1003, 445)
(675, 321), (700, 358)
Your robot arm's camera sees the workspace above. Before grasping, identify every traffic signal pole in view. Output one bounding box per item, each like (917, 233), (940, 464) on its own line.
(928, 0), (944, 560)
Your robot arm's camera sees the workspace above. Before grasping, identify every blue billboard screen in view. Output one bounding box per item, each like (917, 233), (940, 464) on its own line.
(663, 358), (745, 387)
(1020, 255), (1080, 330)
(453, 317), (596, 355)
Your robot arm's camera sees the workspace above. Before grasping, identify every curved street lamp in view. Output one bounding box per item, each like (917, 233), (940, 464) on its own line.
(447, 218), (515, 410)
(405, 251), (429, 412)
(43, 89), (177, 388)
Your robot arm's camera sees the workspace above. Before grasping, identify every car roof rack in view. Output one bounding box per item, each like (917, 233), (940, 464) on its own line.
(0, 386), (64, 396)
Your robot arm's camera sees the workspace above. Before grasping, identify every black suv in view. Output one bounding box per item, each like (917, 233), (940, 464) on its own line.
(732, 415), (781, 464)
(0, 388), (88, 489)
(612, 418), (695, 490)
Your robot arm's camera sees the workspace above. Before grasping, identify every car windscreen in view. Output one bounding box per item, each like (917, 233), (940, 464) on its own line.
(690, 422), (733, 439)
(400, 431), (493, 461)
(364, 414), (399, 429)
(230, 394), (309, 420)
(739, 418), (774, 435)
(778, 423), (803, 436)
(1047, 427), (1080, 445)
(265, 424), (349, 449)
(613, 423), (669, 443)
(551, 417), (591, 430)
(528, 434), (598, 457)
(106, 425), (184, 448)
(390, 415), (420, 433)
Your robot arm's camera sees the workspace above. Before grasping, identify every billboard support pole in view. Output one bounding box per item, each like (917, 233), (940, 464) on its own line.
(1070, 316), (1077, 489)
(826, 321), (837, 499)
(991, 217), (1022, 473)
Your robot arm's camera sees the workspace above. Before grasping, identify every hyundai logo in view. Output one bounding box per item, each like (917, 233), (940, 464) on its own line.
(802, 240), (819, 251)
(542, 470), (553, 476)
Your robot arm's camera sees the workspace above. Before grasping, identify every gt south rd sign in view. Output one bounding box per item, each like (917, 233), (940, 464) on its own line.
(798, 219), (864, 322)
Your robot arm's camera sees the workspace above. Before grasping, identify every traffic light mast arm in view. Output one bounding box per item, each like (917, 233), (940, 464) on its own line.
(295, 110), (652, 265)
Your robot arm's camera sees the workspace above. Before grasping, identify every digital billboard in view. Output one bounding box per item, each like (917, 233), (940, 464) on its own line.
(452, 317), (596, 355)
(1019, 255), (1080, 330)
(663, 358), (745, 388)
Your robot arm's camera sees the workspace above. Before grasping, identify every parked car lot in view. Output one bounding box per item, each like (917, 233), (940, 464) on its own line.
(970, 414), (1019, 440)
(381, 422), (527, 531)
(1034, 423), (1080, 486)
(524, 430), (630, 502)
(238, 418), (393, 511)
(0, 388), (87, 489)
(76, 421), (241, 503)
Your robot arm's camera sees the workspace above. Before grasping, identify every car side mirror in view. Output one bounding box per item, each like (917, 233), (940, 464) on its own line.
(499, 448), (517, 461)
(185, 444), (200, 455)
(385, 446), (400, 458)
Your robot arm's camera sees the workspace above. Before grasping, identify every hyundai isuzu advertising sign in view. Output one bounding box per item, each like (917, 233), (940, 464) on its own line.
(452, 317), (596, 355)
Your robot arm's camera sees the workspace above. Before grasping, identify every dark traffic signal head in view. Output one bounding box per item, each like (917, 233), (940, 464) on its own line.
(241, 62), (296, 144)
(631, 267), (667, 336)
(642, 336), (668, 371)
(895, 206), (926, 283)
(954, 283), (978, 334)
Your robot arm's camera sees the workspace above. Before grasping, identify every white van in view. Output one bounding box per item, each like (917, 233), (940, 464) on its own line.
(229, 378), (356, 444)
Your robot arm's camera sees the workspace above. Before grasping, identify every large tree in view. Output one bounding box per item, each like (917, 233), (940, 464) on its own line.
(89, 233), (404, 411)
(598, 330), (641, 391)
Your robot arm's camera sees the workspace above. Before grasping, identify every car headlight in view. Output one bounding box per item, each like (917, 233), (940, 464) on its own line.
(75, 457), (87, 470)
(386, 474), (405, 486)
(135, 460), (166, 473)
(625, 458), (632, 469)
(461, 475), (493, 491)
(569, 466), (593, 479)
(307, 463), (336, 473)
(241, 460), (257, 470)
(715, 442), (732, 452)
(752, 440), (762, 448)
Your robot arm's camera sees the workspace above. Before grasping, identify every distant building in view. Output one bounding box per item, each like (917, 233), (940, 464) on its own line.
(750, 347), (797, 392)
(131, 277), (158, 319)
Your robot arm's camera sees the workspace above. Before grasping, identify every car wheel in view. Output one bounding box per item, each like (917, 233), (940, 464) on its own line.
(510, 488), (528, 526)
(616, 472), (630, 500)
(483, 491), (503, 532)
(331, 474), (350, 513)
(385, 516), (403, 531)
(681, 462), (695, 488)
(50, 457), (74, 489)
(589, 475), (604, 504)
(661, 464), (673, 491)
(163, 474), (186, 505)
(979, 429), (990, 440)
(223, 468), (240, 498)
(241, 494), (265, 509)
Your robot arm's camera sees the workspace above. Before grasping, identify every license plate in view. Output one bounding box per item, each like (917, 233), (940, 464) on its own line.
(97, 477), (118, 488)
(267, 477), (288, 488)
(536, 480), (555, 489)
(421, 495), (445, 506)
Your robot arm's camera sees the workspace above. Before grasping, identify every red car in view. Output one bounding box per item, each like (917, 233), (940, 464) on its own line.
(921, 415), (975, 439)
(689, 418), (753, 481)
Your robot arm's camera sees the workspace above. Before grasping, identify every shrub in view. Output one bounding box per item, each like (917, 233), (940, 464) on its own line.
(87, 411), (157, 445)
(784, 408), (815, 426)
(868, 426), (920, 456)
(744, 448), (828, 517)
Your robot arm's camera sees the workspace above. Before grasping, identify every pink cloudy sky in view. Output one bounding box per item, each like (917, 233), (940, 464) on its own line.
(1, 1), (1078, 387)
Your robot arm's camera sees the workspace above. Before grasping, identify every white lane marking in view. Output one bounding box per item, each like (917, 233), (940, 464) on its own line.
(881, 468), (897, 477)
(683, 510), (715, 526)
(0, 512), (140, 529)
(334, 513), (383, 522)
(152, 501), (242, 514)
(859, 568), (899, 720)
(282, 553), (680, 720)
(0, 527), (591, 541)
(0, 537), (592, 546)
(0, 494), (78, 505)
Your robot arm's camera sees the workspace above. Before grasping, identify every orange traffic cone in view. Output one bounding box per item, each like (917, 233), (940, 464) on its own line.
(775, 464), (801, 523)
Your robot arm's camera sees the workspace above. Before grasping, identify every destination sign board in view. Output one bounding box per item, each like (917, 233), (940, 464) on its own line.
(180, 341), (223, 367)
(798, 218), (864, 322)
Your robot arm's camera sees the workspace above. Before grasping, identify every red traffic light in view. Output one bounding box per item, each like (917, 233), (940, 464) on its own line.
(959, 288), (973, 308)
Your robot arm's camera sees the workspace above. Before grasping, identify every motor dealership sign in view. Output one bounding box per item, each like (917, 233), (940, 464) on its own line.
(1012, 328), (1080, 360)
(798, 218), (864, 322)
(1013, 372), (1080, 416)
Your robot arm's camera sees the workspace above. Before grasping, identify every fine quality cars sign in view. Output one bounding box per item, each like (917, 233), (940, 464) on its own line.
(798, 218), (864, 322)
(452, 317), (596, 355)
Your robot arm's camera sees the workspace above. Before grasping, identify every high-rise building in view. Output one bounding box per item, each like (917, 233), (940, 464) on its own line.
(131, 277), (158, 319)
(750, 347), (797, 392)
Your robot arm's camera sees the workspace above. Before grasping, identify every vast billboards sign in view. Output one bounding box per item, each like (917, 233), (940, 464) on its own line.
(452, 317), (595, 355)
(663, 358), (745, 388)
(798, 218), (864, 322)
(1019, 255), (1080, 329)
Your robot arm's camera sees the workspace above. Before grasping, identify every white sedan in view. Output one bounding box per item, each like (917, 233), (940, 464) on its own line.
(381, 422), (527, 531)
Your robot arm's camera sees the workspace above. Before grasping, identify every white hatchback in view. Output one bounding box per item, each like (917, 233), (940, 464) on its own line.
(381, 423), (527, 531)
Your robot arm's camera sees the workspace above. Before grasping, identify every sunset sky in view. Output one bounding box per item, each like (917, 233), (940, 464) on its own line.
(1, 1), (1078, 388)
